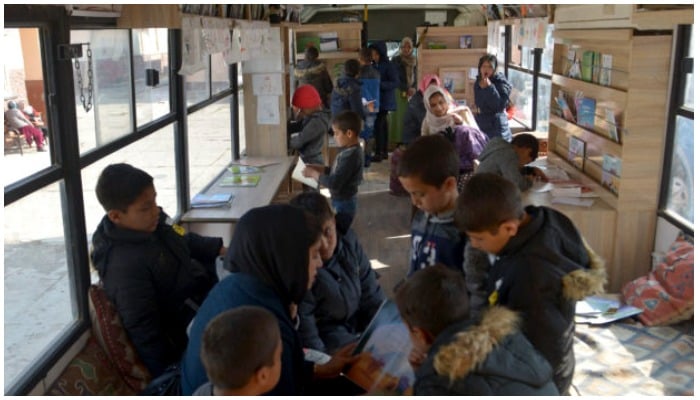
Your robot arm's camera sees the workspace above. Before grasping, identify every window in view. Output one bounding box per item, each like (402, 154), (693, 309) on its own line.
(659, 25), (694, 232)
(133, 28), (171, 125)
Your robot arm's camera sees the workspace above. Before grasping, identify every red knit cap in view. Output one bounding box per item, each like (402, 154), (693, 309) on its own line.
(292, 84), (322, 109)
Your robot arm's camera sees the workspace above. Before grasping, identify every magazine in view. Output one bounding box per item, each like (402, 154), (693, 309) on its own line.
(219, 174), (261, 187)
(191, 193), (233, 208)
(343, 299), (414, 395)
(230, 165), (263, 174)
(576, 295), (642, 325)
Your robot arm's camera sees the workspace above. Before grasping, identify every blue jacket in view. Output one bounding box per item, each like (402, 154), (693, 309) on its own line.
(414, 306), (559, 395)
(91, 210), (220, 377)
(408, 208), (467, 276)
(298, 228), (386, 353)
(330, 75), (364, 119)
(369, 41), (399, 112)
(180, 273), (312, 395)
(474, 72), (512, 141)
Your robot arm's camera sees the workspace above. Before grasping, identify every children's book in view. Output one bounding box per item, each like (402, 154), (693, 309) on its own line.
(567, 50), (582, 80)
(556, 90), (576, 123)
(230, 165), (263, 174)
(581, 50), (595, 82)
(604, 108), (619, 142)
(191, 193), (233, 208)
(601, 171), (620, 195)
(219, 174), (261, 187)
(591, 51), (602, 84)
(576, 97), (597, 129)
(343, 299), (414, 395)
(602, 154), (622, 177)
(291, 158), (319, 189)
(568, 136), (586, 170)
(459, 35), (473, 49)
(599, 54), (613, 86)
(575, 295), (642, 325)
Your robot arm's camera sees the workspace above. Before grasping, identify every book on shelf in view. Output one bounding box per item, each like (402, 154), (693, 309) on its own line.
(604, 108), (619, 142)
(591, 51), (602, 84)
(576, 96), (596, 129)
(568, 136), (586, 170)
(601, 171), (620, 195)
(343, 299), (414, 395)
(580, 50), (596, 82)
(567, 49), (582, 80)
(318, 32), (339, 52)
(459, 35), (473, 49)
(219, 175), (261, 187)
(599, 54), (613, 86)
(191, 193), (233, 209)
(602, 154), (622, 177)
(556, 90), (576, 123)
(575, 295), (642, 325)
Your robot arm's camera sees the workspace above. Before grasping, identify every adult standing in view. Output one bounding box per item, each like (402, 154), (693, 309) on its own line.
(473, 54), (513, 141)
(390, 37), (417, 147)
(294, 46), (334, 110)
(369, 41), (399, 162)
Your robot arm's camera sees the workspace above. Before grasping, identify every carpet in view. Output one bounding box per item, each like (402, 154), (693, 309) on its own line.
(571, 321), (694, 396)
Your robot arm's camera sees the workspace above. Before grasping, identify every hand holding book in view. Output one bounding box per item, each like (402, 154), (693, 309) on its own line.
(313, 342), (359, 379)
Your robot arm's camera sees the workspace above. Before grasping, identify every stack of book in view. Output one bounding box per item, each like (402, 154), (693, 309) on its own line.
(191, 193), (234, 209)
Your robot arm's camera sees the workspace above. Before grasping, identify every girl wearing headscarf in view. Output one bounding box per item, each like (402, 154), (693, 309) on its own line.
(180, 205), (356, 395)
(401, 74), (440, 145)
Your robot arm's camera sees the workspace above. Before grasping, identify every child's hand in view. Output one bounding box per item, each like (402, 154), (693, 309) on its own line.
(451, 113), (464, 125)
(408, 346), (427, 370)
(302, 166), (321, 180)
(218, 246), (228, 256)
(314, 342), (359, 379)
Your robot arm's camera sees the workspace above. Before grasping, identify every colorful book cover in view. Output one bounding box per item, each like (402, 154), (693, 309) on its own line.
(219, 174), (261, 187)
(568, 136), (586, 170)
(576, 97), (596, 129)
(604, 108), (619, 142)
(581, 50), (595, 82)
(602, 154), (622, 177)
(592, 51), (601, 84)
(459, 35), (473, 49)
(567, 49), (581, 79)
(599, 54), (613, 86)
(556, 90), (576, 123)
(230, 165), (263, 174)
(601, 171), (620, 195)
(191, 193), (233, 208)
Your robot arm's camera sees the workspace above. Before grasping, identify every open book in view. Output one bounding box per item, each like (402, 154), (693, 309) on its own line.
(575, 295), (643, 325)
(291, 158), (319, 189)
(342, 299), (415, 395)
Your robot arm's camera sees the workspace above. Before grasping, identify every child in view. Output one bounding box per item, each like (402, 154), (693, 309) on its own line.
(394, 264), (559, 395)
(330, 59), (364, 119)
(358, 47), (380, 168)
(473, 53), (513, 141)
(289, 84), (331, 166)
(476, 132), (548, 191)
(397, 135), (467, 276)
(294, 46), (334, 109)
(91, 163), (225, 377)
(290, 191), (385, 354)
(303, 110), (364, 225)
(455, 173), (607, 394)
(193, 306), (283, 395)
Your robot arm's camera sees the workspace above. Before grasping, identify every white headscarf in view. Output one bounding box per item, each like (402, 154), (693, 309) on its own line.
(423, 85), (459, 134)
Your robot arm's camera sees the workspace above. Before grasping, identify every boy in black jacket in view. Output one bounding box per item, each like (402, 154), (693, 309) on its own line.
(91, 163), (225, 376)
(455, 173), (607, 394)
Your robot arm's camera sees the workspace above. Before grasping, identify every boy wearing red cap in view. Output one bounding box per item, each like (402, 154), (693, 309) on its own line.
(289, 84), (331, 166)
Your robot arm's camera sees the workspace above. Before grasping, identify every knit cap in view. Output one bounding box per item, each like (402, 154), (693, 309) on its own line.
(292, 84), (322, 109)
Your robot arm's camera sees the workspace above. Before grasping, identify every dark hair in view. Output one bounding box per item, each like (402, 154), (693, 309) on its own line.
(398, 134), (459, 187)
(289, 191), (335, 224)
(511, 133), (540, 162)
(395, 264), (470, 338)
(359, 47), (372, 63)
(305, 46), (319, 61)
(331, 110), (362, 137)
(478, 53), (498, 71)
(7, 100), (17, 110)
(95, 163), (154, 212)
(455, 172), (523, 232)
(201, 306), (281, 390)
(344, 59), (360, 77)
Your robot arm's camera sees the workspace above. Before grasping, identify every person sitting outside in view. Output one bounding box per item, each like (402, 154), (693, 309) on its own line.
(294, 46), (334, 110)
(91, 163), (224, 377)
(290, 191), (385, 354)
(18, 99), (48, 140)
(4, 100), (46, 152)
(394, 264), (559, 396)
(475, 132), (548, 191)
(193, 306), (283, 395)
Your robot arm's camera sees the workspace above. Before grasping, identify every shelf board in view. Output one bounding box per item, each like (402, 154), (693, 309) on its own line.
(292, 22), (363, 33)
(296, 51), (360, 61)
(549, 115), (623, 155)
(552, 74), (627, 105)
(419, 48), (486, 56)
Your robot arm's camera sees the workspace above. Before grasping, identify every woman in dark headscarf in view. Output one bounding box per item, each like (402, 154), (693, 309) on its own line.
(180, 204), (355, 395)
(473, 53), (513, 141)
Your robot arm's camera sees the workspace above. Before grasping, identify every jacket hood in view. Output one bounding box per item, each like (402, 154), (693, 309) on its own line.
(294, 60), (327, 78)
(562, 236), (607, 300)
(477, 137), (511, 162)
(369, 41), (388, 62)
(433, 306), (551, 386)
(334, 76), (360, 95)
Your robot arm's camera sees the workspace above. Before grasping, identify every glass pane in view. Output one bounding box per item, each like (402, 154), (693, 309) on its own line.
(5, 182), (75, 390)
(211, 53), (230, 95)
(683, 70), (693, 109)
(536, 78), (552, 133)
(82, 125), (178, 237)
(186, 58), (211, 106)
(540, 24), (555, 75)
(72, 30), (134, 152)
(133, 28), (170, 125)
(3, 27), (52, 180)
(508, 69), (534, 127)
(497, 25), (506, 72)
(664, 116), (694, 226)
(238, 85), (247, 156)
(188, 97), (232, 196)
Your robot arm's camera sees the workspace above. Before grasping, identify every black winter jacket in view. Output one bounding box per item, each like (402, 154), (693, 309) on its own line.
(294, 59), (334, 109)
(91, 210), (221, 376)
(330, 75), (364, 119)
(414, 306), (559, 395)
(474, 71), (513, 141)
(401, 90), (425, 145)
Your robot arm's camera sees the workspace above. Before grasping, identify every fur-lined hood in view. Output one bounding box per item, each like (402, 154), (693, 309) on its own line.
(294, 60), (327, 78)
(562, 236), (607, 301)
(416, 306), (558, 395)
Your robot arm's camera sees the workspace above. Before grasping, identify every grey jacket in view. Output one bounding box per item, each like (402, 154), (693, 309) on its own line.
(298, 228), (386, 353)
(318, 143), (363, 201)
(289, 110), (330, 165)
(476, 137), (532, 191)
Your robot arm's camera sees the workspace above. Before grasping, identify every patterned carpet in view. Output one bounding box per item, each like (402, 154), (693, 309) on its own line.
(572, 321), (694, 396)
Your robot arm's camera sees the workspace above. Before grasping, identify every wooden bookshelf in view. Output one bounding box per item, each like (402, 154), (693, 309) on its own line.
(291, 22), (362, 81)
(548, 15), (676, 291)
(416, 25), (488, 109)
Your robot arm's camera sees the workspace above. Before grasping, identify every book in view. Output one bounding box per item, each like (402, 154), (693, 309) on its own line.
(230, 165), (263, 174)
(564, 48), (577, 77)
(576, 96), (596, 129)
(581, 50), (595, 82)
(591, 51), (602, 84)
(575, 295), (643, 325)
(191, 193), (233, 208)
(551, 184), (598, 198)
(556, 90), (576, 123)
(604, 108), (619, 142)
(292, 159), (319, 189)
(602, 154), (622, 177)
(343, 300), (414, 395)
(599, 54), (613, 86)
(568, 136), (586, 170)
(601, 171), (620, 195)
(459, 35), (473, 49)
(219, 174), (261, 187)
(551, 196), (595, 207)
